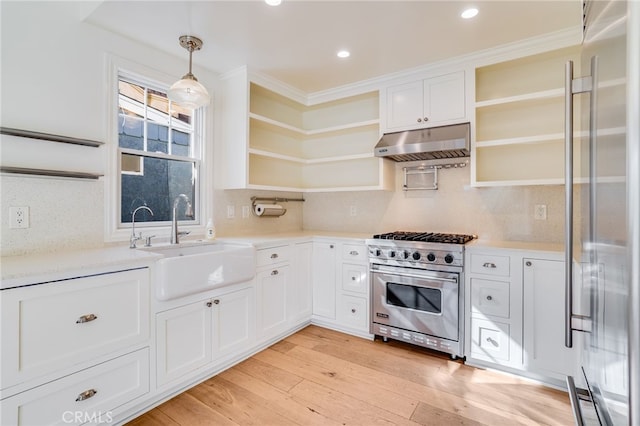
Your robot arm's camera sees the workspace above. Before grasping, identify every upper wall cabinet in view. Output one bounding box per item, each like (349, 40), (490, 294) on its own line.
(219, 69), (394, 192)
(382, 71), (466, 133)
(472, 46), (592, 186)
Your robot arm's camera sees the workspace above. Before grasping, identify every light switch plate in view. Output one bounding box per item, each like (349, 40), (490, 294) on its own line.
(534, 204), (547, 220)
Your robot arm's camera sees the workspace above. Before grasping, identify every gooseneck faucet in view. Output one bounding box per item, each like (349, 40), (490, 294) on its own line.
(171, 194), (194, 244)
(130, 205), (154, 248)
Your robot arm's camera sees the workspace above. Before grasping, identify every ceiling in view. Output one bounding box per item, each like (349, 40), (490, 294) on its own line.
(85, 0), (583, 94)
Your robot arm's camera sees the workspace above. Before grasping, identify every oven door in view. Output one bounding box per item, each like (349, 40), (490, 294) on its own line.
(371, 265), (459, 342)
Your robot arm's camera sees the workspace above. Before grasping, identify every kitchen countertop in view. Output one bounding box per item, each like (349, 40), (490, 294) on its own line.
(1, 231), (564, 289)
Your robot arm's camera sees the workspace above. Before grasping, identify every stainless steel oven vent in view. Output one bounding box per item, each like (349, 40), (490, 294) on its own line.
(374, 122), (470, 162)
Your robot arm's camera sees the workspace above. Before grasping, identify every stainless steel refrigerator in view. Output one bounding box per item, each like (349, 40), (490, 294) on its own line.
(565, 0), (639, 425)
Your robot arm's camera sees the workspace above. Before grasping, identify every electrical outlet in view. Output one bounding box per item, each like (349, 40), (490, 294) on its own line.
(534, 204), (547, 220)
(9, 206), (30, 229)
(242, 205), (250, 218)
(226, 205), (235, 219)
(350, 205), (357, 216)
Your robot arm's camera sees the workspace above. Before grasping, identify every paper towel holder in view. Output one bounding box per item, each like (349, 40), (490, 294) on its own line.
(250, 196), (305, 218)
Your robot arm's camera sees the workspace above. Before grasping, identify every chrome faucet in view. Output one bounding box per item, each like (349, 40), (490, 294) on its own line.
(130, 205), (154, 248)
(171, 194), (194, 244)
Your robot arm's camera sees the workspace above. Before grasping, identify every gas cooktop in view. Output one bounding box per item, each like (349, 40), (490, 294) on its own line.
(371, 231), (476, 245)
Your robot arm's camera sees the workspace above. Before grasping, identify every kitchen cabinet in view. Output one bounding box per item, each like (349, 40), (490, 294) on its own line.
(312, 241), (337, 320)
(156, 285), (254, 387)
(312, 240), (370, 338)
(219, 68), (394, 192)
(290, 242), (313, 324)
(523, 257), (579, 384)
(465, 249), (523, 369)
(472, 45), (617, 186)
(256, 264), (290, 339)
(384, 71), (466, 132)
(0, 266), (151, 424)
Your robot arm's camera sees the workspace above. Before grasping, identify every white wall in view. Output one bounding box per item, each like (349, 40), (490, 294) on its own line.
(303, 165), (565, 243)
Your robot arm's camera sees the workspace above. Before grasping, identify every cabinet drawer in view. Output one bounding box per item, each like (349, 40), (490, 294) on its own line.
(337, 295), (368, 330)
(470, 254), (510, 276)
(1, 268), (150, 388)
(471, 318), (511, 362)
(1, 348), (149, 426)
(342, 244), (368, 263)
(471, 278), (510, 318)
(256, 245), (290, 267)
(341, 263), (368, 294)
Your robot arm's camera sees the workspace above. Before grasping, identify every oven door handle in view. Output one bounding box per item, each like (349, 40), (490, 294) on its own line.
(371, 268), (458, 284)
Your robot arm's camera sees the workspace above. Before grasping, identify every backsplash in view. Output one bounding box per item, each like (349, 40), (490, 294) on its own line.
(302, 166), (565, 243)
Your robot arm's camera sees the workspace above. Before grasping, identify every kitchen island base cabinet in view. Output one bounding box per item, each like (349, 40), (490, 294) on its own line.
(156, 285), (254, 388)
(1, 348), (149, 426)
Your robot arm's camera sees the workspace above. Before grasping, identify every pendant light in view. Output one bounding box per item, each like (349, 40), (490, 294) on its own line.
(168, 35), (211, 109)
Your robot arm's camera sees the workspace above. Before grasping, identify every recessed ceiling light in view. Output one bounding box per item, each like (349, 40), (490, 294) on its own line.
(265, 0), (281, 6)
(461, 8), (478, 19)
(337, 50), (350, 58)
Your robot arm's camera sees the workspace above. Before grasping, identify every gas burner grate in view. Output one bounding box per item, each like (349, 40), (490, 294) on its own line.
(372, 231), (476, 245)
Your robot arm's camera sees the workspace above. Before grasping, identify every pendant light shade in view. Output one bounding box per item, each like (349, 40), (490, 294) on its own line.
(168, 35), (211, 109)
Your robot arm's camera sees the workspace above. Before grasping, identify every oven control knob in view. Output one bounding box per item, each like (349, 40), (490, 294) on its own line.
(426, 253), (436, 262)
(388, 250), (396, 258)
(444, 254), (454, 264)
(412, 252), (421, 260)
(373, 248), (382, 257)
(398, 250), (409, 259)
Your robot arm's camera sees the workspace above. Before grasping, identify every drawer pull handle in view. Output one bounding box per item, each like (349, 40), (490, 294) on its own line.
(76, 314), (98, 324)
(486, 295), (493, 301)
(76, 389), (97, 402)
(270, 253), (278, 259)
(486, 337), (499, 347)
(271, 270), (279, 275)
(483, 262), (497, 269)
(349, 250), (359, 256)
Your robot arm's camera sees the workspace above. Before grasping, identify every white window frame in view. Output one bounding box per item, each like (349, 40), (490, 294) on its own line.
(105, 55), (210, 243)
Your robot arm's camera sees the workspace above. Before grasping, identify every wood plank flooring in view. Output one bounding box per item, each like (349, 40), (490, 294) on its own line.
(127, 326), (574, 426)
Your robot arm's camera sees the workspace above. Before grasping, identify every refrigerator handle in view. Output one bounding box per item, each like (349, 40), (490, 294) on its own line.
(564, 60), (574, 348)
(565, 59), (596, 349)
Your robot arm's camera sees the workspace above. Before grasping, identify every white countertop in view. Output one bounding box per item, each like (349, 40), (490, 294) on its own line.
(1, 230), (564, 289)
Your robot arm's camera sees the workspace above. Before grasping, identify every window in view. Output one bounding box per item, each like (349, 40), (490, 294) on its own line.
(117, 74), (202, 227)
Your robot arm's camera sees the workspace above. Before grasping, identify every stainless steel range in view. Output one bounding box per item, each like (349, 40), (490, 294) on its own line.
(367, 231), (475, 358)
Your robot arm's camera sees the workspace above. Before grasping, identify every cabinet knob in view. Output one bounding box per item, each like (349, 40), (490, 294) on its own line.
(206, 301), (213, 307)
(271, 270), (279, 275)
(486, 295), (493, 301)
(526, 261), (533, 267)
(270, 253), (278, 259)
(76, 388), (98, 402)
(330, 245), (334, 249)
(76, 313), (98, 324)
(424, 117), (429, 122)
(213, 299), (220, 305)
(483, 262), (497, 269)
(351, 308), (356, 314)
(417, 118), (422, 123)
(352, 276), (356, 281)
(349, 250), (359, 256)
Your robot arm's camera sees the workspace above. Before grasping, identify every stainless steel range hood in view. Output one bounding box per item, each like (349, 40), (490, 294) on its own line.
(374, 122), (470, 162)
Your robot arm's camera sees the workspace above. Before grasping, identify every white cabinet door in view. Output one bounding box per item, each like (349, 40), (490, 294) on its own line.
(523, 258), (578, 381)
(290, 242), (313, 323)
(423, 71), (466, 125)
(386, 80), (424, 130)
(212, 287), (254, 359)
(156, 300), (212, 387)
(257, 265), (290, 339)
(312, 242), (337, 319)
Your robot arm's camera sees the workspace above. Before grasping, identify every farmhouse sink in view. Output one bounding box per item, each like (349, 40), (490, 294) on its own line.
(144, 242), (256, 301)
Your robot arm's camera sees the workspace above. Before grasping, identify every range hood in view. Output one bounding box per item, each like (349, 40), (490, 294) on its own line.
(374, 122), (470, 162)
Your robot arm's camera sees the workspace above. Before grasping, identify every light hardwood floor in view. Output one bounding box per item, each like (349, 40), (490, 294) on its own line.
(128, 326), (574, 425)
